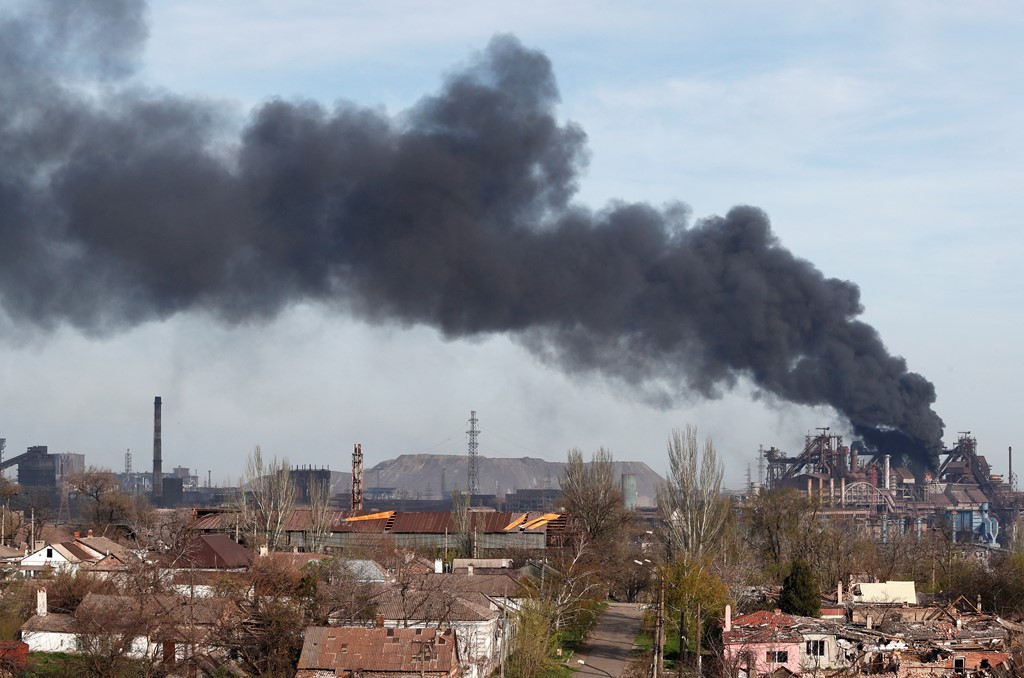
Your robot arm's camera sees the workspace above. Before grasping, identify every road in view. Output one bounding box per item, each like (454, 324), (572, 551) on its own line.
(571, 602), (645, 678)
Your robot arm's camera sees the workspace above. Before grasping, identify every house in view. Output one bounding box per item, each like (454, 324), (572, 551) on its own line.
(19, 541), (102, 576)
(722, 607), (857, 677)
(296, 626), (460, 678)
(720, 600), (1020, 677)
(370, 585), (500, 678)
(20, 588), (237, 663)
(175, 534), (254, 570)
(851, 580), (917, 605)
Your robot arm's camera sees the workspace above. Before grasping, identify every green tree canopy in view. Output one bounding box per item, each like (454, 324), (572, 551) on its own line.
(778, 559), (820, 617)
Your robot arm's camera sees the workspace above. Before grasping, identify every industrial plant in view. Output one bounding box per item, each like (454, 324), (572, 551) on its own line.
(754, 429), (1015, 546)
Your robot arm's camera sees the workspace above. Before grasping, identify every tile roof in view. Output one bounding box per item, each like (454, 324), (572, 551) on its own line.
(298, 626), (458, 675)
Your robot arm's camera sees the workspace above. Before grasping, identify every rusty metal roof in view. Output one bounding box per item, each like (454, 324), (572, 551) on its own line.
(298, 626), (458, 674)
(195, 509), (560, 536)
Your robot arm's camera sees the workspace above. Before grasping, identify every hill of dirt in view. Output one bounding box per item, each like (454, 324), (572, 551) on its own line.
(361, 454), (663, 507)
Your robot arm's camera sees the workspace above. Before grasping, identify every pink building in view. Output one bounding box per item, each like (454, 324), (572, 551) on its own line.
(722, 608), (804, 677)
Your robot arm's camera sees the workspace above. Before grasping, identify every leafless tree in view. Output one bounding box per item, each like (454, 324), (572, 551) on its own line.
(658, 426), (729, 568)
(300, 556), (378, 626)
(450, 489), (472, 557)
(559, 447), (630, 546)
(213, 556), (306, 677)
(68, 467), (135, 533)
(238, 446), (295, 551)
(72, 593), (166, 678)
(304, 481), (333, 553)
(535, 533), (603, 632)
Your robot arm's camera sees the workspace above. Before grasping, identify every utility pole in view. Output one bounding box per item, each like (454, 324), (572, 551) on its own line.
(695, 600), (702, 676)
(656, 573), (665, 678)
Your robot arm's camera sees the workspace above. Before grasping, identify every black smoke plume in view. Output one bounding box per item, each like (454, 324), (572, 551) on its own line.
(0, 1), (944, 466)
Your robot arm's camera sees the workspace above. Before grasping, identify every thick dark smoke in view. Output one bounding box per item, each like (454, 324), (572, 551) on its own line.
(0, 2), (944, 466)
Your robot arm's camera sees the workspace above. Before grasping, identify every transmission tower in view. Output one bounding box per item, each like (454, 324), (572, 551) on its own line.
(467, 411), (479, 496)
(125, 449), (132, 475)
(0, 438), (5, 481)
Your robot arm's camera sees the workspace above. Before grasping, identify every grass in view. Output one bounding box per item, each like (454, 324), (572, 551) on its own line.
(26, 652), (90, 677)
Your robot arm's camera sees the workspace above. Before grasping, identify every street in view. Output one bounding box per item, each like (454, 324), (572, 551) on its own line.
(571, 602), (645, 677)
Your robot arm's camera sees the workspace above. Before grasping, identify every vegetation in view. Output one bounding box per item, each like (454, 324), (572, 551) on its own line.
(778, 559), (821, 617)
(14, 429), (1024, 677)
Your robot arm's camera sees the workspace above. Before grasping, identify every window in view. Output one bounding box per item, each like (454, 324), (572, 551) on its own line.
(806, 640), (826, 657)
(766, 651), (788, 664)
(46, 548), (52, 559)
(954, 656), (966, 674)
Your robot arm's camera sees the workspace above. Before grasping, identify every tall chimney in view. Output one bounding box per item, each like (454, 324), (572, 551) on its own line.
(1010, 446), (1014, 492)
(36, 587), (47, 617)
(352, 443), (364, 512)
(153, 396), (163, 498)
(883, 454), (891, 490)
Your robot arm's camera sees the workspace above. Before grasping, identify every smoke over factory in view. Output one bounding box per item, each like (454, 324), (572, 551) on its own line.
(0, 0), (946, 471)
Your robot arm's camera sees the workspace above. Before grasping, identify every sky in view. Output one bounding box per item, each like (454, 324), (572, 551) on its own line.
(1, 1), (1022, 489)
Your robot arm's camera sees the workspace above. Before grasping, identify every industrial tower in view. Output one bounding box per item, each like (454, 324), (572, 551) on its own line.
(467, 411), (479, 496)
(352, 443), (364, 511)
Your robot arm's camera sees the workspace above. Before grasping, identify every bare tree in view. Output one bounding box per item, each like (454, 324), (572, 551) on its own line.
(560, 447), (630, 546)
(68, 467), (134, 533)
(535, 534), (603, 632)
(238, 446), (296, 551)
(305, 480), (333, 553)
(658, 426), (729, 567)
(299, 556), (378, 626)
(450, 489), (472, 557)
(72, 593), (166, 678)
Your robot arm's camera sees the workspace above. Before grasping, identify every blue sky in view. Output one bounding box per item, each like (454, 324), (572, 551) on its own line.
(3, 1), (1022, 488)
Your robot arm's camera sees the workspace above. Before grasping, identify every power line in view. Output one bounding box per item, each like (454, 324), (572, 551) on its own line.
(404, 426), (467, 456)
(484, 429), (546, 457)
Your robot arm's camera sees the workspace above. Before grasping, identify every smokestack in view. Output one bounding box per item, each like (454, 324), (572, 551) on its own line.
(352, 443), (364, 512)
(883, 454), (891, 490)
(153, 396), (162, 499)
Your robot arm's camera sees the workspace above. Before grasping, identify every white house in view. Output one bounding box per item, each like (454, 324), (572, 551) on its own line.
(20, 588), (237, 663)
(19, 589), (78, 653)
(19, 541), (104, 576)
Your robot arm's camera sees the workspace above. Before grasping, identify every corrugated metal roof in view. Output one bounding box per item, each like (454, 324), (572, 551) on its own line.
(196, 509), (560, 537)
